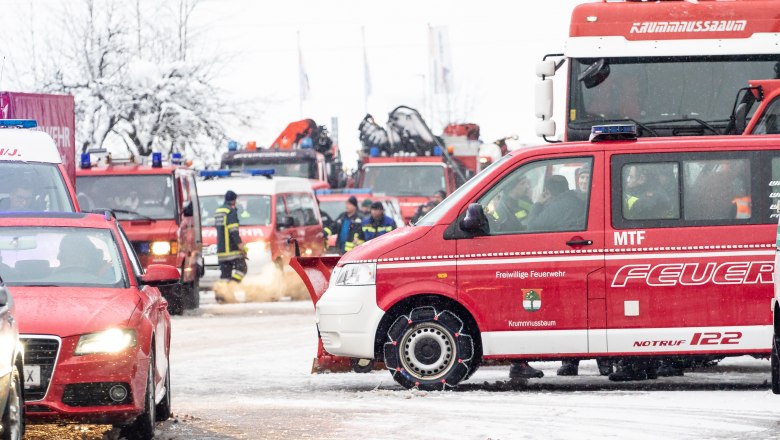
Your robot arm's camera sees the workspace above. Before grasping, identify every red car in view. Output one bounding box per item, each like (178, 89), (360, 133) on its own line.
(0, 212), (176, 439)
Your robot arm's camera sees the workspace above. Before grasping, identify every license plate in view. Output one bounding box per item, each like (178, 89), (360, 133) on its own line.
(23, 365), (41, 389)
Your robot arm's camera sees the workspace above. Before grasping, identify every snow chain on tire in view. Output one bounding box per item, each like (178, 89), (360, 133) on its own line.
(383, 306), (475, 391)
(772, 333), (780, 395)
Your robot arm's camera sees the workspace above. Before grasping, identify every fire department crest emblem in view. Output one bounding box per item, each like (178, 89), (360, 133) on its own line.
(522, 289), (542, 312)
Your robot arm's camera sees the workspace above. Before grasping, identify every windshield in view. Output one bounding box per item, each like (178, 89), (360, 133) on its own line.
(362, 165), (445, 197)
(416, 155), (509, 226)
(0, 227), (126, 288)
(200, 195), (272, 227)
(0, 163), (74, 213)
(568, 56), (780, 140)
(77, 175), (176, 220)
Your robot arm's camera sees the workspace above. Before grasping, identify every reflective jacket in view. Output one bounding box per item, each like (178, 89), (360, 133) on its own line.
(325, 212), (364, 253)
(362, 215), (396, 241)
(216, 203), (244, 261)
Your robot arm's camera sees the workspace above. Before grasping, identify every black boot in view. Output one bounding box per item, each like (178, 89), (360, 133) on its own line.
(608, 360), (647, 381)
(557, 359), (579, 376)
(596, 359), (614, 376)
(656, 361), (684, 377)
(509, 362), (544, 379)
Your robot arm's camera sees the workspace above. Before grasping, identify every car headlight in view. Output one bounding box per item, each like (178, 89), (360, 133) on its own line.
(151, 241), (176, 256)
(75, 328), (137, 355)
(334, 263), (376, 286)
(245, 240), (270, 259)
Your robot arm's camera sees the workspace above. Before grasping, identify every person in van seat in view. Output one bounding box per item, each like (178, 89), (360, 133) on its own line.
(411, 190), (446, 224)
(489, 175), (533, 232)
(526, 175), (585, 232)
(0, 180), (36, 212)
(362, 202), (396, 241)
(216, 190), (247, 283)
(324, 196), (364, 254)
(575, 165), (591, 201)
(623, 165), (674, 220)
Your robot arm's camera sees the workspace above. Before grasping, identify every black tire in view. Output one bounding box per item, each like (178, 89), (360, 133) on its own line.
(121, 351), (156, 440)
(182, 279), (200, 311)
(162, 285), (184, 316)
(772, 333), (780, 395)
(383, 306), (477, 391)
(350, 358), (375, 373)
(155, 364), (172, 422)
(1, 366), (23, 440)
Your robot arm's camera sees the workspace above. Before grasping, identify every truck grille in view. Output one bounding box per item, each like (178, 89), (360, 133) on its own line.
(21, 337), (60, 401)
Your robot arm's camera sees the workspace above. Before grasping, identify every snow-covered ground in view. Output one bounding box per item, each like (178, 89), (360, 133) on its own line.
(28, 294), (780, 439)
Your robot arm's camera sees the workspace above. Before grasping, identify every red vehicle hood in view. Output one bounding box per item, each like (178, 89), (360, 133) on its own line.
(202, 226), (272, 246)
(340, 226), (430, 264)
(120, 219), (177, 242)
(10, 287), (141, 337)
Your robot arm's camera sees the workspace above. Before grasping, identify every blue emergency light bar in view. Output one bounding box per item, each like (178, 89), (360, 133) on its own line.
(151, 152), (163, 168)
(171, 152), (183, 165)
(227, 140), (238, 151)
(246, 169), (275, 177)
(80, 153), (92, 169)
(0, 119), (37, 129)
(199, 170), (233, 178)
(315, 188), (372, 195)
(589, 124), (638, 142)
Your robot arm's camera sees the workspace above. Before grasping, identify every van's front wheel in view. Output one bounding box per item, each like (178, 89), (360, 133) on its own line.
(772, 332), (780, 394)
(383, 306), (476, 391)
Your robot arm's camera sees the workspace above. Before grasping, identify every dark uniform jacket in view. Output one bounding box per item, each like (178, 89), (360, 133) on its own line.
(215, 202), (243, 261)
(325, 212), (364, 253)
(362, 215), (396, 241)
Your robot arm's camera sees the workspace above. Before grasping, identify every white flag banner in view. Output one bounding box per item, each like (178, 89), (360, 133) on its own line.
(298, 32), (311, 101)
(429, 25), (453, 95)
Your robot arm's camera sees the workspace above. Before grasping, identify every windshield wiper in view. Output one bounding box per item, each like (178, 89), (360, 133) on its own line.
(643, 118), (721, 135)
(106, 209), (155, 221)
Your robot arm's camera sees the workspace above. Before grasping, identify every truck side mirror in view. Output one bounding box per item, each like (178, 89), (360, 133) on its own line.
(277, 215), (295, 229)
(536, 59), (556, 78)
(182, 201), (194, 217)
(0, 286), (8, 308)
(459, 203), (488, 234)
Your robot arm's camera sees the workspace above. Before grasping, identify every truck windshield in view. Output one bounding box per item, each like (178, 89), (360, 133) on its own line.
(200, 195), (272, 227)
(0, 163), (74, 213)
(0, 227), (126, 288)
(362, 165), (446, 197)
(223, 158), (316, 179)
(568, 55), (780, 140)
(76, 175), (176, 220)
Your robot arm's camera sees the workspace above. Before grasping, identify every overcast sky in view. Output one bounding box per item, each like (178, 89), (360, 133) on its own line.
(1, 0), (583, 165)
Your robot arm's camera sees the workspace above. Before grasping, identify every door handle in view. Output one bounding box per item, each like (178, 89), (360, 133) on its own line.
(566, 239), (593, 246)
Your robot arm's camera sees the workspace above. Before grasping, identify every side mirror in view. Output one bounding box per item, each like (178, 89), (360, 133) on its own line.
(578, 58), (610, 89)
(0, 286), (8, 308)
(277, 215), (295, 229)
(535, 79), (553, 120)
(535, 59), (556, 78)
(459, 203), (488, 234)
(141, 264), (181, 285)
(536, 119), (557, 138)
(182, 201), (194, 217)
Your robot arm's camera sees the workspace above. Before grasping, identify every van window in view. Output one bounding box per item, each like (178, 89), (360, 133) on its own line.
(284, 195), (305, 226)
(683, 159), (750, 221)
(479, 157), (592, 234)
(621, 162), (680, 221)
(275, 196), (288, 226)
(300, 193), (320, 226)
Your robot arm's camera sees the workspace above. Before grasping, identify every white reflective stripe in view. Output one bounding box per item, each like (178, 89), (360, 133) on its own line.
(566, 33), (780, 57)
(376, 249), (774, 270)
(604, 249), (774, 260)
(481, 325), (771, 356)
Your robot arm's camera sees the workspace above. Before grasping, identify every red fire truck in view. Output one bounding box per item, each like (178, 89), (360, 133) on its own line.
(76, 153), (203, 315)
(296, 125), (780, 389)
(535, 0), (780, 142)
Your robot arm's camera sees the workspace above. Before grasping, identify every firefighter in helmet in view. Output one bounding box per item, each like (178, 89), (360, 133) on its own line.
(215, 190), (247, 282)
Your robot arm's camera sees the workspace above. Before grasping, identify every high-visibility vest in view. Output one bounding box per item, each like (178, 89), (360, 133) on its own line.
(732, 196), (751, 219)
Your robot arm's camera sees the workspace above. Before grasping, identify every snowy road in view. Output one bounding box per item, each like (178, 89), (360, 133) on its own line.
(28, 294), (780, 439)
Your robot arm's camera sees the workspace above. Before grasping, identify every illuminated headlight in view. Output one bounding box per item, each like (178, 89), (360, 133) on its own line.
(75, 329), (137, 355)
(335, 263), (376, 286)
(151, 241), (173, 256)
(245, 241), (270, 259)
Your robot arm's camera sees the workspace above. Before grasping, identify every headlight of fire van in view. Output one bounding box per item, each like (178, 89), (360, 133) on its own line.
(335, 263), (376, 286)
(151, 241), (174, 256)
(244, 241), (270, 260)
(75, 328), (137, 355)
